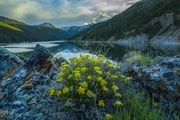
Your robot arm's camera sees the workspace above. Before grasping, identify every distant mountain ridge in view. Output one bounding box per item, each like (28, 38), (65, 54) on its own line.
(0, 16), (69, 43)
(61, 25), (90, 36)
(38, 23), (57, 29)
(70, 0), (180, 41)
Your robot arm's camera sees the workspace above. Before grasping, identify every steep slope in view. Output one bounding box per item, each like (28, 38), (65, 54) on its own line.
(88, 12), (118, 25)
(61, 25), (89, 36)
(0, 16), (69, 43)
(71, 0), (180, 41)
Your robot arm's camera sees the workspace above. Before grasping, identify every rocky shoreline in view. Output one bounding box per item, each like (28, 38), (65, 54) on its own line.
(0, 45), (179, 119)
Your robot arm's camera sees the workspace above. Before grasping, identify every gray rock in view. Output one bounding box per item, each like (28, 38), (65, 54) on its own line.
(23, 111), (37, 118)
(0, 45), (63, 119)
(163, 72), (174, 78)
(12, 100), (27, 107)
(151, 56), (164, 64)
(0, 47), (24, 79)
(121, 55), (180, 110)
(25, 44), (52, 70)
(0, 47), (24, 65)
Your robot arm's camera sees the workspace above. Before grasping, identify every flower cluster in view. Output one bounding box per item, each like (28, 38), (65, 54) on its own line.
(49, 55), (131, 119)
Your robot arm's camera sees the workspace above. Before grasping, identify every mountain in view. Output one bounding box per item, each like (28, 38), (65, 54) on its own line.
(38, 23), (57, 28)
(70, 0), (180, 41)
(0, 16), (69, 43)
(61, 25), (90, 36)
(88, 12), (118, 25)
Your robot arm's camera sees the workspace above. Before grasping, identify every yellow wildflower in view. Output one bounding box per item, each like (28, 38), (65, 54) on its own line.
(56, 90), (62, 97)
(120, 75), (126, 79)
(75, 67), (81, 71)
(80, 81), (88, 88)
(57, 78), (63, 82)
(112, 85), (119, 92)
(68, 75), (73, 79)
(106, 71), (111, 76)
(97, 77), (103, 82)
(58, 72), (64, 77)
(94, 67), (102, 74)
(75, 58), (81, 63)
(62, 64), (69, 68)
(77, 86), (85, 95)
(105, 114), (113, 120)
(68, 57), (75, 61)
(115, 93), (122, 98)
(87, 75), (93, 80)
(98, 54), (106, 58)
(63, 87), (69, 94)
(86, 90), (93, 97)
(98, 100), (105, 107)
(96, 70), (102, 75)
(74, 71), (81, 78)
(94, 66), (100, 71)
(93, 59), (100, 65)
(114, 65), (119, 69)
(111, 75), (118, 80)
(61, 62), (67, 66)
(49, 88), (55, 96)
(125, 77), (132, 81)
(114, 101), (123, 106)
(80, 67), (87, 72)
(100, 80), (107, 86)
(61, 67), (67, 72)
(108, 63), (113, 68)
(102, 86), (109, 92)
(81, 55), (89, 60)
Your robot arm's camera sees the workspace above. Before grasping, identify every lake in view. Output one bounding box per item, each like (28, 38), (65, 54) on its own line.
(0, 40), (179, 61)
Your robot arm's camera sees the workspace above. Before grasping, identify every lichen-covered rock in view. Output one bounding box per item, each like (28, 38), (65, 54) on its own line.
(120, 55), (180, 110)
(25, 44), (53, 72)
(0, 110), (8, 119)
(1, 45), (66, 120)
(0, 47), (24, 80)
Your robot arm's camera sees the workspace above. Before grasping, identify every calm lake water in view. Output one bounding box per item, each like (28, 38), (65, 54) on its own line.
(0, 40), (179, 61)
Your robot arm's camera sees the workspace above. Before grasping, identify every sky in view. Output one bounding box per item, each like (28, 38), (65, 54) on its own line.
(0, 0), (140, 27)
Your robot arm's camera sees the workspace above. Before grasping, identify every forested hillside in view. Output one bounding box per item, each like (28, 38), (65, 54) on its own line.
(0, 16), (68, 43)
(70, 0), (180, 41)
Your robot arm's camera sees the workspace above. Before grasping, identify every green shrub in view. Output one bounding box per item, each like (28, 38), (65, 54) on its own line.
(127, 54), (151, 66)
(49, 54), (131, 119)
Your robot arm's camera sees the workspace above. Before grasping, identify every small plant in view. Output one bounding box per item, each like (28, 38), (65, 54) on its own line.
(127, 54), (151, 66)
(111, 86), (176, 120)
(49, 54), (131, 119)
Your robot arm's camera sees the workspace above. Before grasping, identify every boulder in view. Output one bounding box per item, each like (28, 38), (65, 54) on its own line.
(24, 44), (53, 73)
(0, 47), (24, 80)
(120, 55), (180, 110)
(1, 45), (67, 119)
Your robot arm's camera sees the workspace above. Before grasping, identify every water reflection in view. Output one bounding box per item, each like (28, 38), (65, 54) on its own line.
(0, 41), (78, 53)
(0, 40), (179, 60)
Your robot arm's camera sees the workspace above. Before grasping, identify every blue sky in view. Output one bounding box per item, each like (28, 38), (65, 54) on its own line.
(0, 0), (140, 27)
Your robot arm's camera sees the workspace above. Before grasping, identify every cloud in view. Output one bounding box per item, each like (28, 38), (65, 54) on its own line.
(0, 0), (140, 27)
